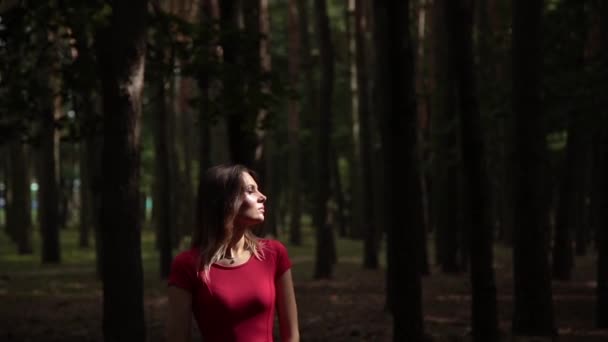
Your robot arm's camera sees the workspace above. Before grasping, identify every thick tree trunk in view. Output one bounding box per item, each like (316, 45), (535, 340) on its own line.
(356, 0), (377, 269)
(287, 0), (302, 246)
(221, 0), (257, 167)
(196, 0), (216, 232)
(373, 1), (424, 341)
(313, 0), (336, 280)
(95, 0), (147, 340)
(453, 0), (499, 339)
(511, 0), (555, 336)
(594, 0), (608, 329)
(431, 0), (463, 273)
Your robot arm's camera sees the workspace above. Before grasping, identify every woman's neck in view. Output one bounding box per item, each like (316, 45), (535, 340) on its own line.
(226, 233), (246, 257)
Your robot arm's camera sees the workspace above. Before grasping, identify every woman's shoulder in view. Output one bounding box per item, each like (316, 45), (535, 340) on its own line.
(260, 238), (289, 257)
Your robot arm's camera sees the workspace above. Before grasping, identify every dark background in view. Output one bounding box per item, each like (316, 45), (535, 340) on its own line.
(0, 0), (607, 341)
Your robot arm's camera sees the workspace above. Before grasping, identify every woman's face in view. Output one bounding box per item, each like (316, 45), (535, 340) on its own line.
(234, 172), (267, 227)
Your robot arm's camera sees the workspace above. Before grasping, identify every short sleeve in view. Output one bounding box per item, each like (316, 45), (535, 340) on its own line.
(168, 250), (198, 293)
(272, 240), (292, 279)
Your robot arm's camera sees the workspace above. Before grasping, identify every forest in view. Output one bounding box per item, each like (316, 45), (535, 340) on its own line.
(0, 0), (607, 341)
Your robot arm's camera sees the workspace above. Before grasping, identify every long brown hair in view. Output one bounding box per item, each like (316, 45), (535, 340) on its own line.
(193, 164), (264, 282)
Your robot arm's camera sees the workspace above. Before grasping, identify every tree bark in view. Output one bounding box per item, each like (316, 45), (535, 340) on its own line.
(313, 0), (336, 280)
(511, 0), (555, 336)
(373, 1), (424, 341)
(95, 0), (147, 340)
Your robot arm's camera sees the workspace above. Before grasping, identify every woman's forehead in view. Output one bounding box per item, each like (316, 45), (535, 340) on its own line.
(241, 172), (258, 186)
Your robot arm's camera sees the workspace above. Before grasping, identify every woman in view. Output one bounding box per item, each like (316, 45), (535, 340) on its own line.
(167, 164), (299, 342)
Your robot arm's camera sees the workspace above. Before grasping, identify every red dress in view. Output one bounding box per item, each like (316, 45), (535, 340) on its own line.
(168, 239), (292, 342)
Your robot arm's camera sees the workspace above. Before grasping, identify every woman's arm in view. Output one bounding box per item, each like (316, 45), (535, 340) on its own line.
(276, 269), (300, 342)
(167, 286), (193, 342)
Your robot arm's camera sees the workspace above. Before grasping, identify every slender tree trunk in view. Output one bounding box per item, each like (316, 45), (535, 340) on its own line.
(313, 0), (336, 280)
(83, 103), (104, 277)
(512, 0), (555, 336)
(258, 0), (278, 237)
(79, 140), (91, 248)
(374, 1), (424, 341)
(8, 141), (33, 254)
(345, 0), (363, 240)
(95, 0), (147, 340)
(39, 31), (62, 263)
(152, 62), (172, 279)
(453, 0), (499, 339)
(414, 0), (431, 276)
(552, 112), (578, 281)
(287, 0), (302, 246)
(356, 0), (377, 269)
(596, 129), (608, 328)
(331, 148), (347, 240)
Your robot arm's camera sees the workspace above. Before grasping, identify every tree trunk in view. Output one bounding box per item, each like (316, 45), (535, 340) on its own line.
(8, 140), (33, 254)
(345, 0), (363, 240)
(552, 112), (579, 281)
(39, 32), (62, 263)
(431, 0), (463, 273)
(258, 0), (278, 237)
(594, 0), (608, 329)
(196, 0), (217, 232)
(414, 0), (431, 276)
(152, 57), (172, 279)
(552, 0), (587, 280)
(356, 0), (377, 269)
(313, 0), (336, 280)
(95, 0), (147, 340)
(373, 1), (424, 341)
(221, 0), (258, 167)
(287, 0), (302, 246)
(453, 0), (499, 339)
(331, 149), (347, 240)
(79, 140), (91, 249)
(511, 0), (555, 336)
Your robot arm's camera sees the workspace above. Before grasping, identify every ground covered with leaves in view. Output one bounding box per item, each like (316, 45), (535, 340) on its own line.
(1, 237), (607, 342)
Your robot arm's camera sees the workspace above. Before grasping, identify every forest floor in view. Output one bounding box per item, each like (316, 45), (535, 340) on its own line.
(0, 230), (607, 342)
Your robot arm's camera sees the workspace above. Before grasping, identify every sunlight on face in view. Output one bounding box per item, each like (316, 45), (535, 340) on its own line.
(234, 172), (267, 228)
